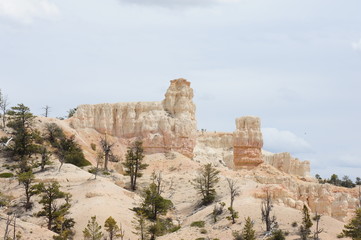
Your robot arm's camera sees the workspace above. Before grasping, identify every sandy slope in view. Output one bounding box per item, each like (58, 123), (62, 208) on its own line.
(0, 119), (353, 239)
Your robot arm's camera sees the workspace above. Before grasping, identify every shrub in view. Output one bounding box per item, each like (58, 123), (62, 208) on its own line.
(0, 172), (14, 178)
(191, 221), (205, 228)
(64, 150), (91, 167)
(291, 221), (298, 227)
(90, 143), (96, 151)
(200, 228), (207, 234)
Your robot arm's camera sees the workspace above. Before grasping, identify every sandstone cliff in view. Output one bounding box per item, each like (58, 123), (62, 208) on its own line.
(70, 78), (197, 158)
(263, 151), (310, 177)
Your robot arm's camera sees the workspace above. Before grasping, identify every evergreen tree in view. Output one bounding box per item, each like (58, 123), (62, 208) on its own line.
(104, 216), (121, 240)
(132, 210), (147, 240)
(83, 216), (104, 240)
(122, 141), (148, 191)
(137, 182), (173, 221)
(340, 208), (361, 239)
(35, 181), (75, 235)
(40, 146), (52, 171)
(242, 217), (256, 240)
(17, 170), (36, 210)
(193, 163), (220, 205)
(299, 205), (313, 240)
(6, 104), (36, 161)
(267, 229), (286, 240)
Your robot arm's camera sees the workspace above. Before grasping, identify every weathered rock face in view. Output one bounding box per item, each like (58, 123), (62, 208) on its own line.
(233, 116), (264, 169)
(253, 166), (359, 222)
(193, 132), (234, 168)
(263, 152), (310, 177)
(70, 78), (197, 158)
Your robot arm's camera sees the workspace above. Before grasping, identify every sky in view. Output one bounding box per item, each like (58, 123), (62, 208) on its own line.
(0, 0), (361, 180)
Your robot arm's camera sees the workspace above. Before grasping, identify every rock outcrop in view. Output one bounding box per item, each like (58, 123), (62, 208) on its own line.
(70, 78), (197, 158)
(253, 166), (359, 221)
(193, 132), (234, 168)
(233, 116), (264, 169)
(263, 151), (310, 177)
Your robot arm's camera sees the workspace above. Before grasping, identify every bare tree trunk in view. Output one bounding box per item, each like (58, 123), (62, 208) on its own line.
(43, 105), (50, 117)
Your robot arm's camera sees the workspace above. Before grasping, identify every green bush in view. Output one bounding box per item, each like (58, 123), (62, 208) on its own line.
(195, 238), (205, 240)
(0, 192), (10, 207)
(0, 172), (14, 178)
(200, 228), (207, 234)
(170, 225), (181, 233)
(64, 151), (91, 167)
(191, 221), (205, 228)
(90, 143), (96, 151)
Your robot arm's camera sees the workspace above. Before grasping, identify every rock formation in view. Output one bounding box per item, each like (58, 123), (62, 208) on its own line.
(233, 116), (264, 169)
(253, 166), (359, 221)
(263, 151), (310, 177)
(70, 78), (197, 158)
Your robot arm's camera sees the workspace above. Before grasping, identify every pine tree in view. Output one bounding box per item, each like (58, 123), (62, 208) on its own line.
(132, 210), (147, 240)
(35, 181), (75, 234)
(299, 205), (313, 240)
(242, 217), (256, 240)
(193, 163), (220, 205)
(104, 216), (121, 240)
(341, 208), (361, 239)
(138, 182), (173, 221)
(83, 216), (103, 240)
(122, 141), (148, 191)
(6, 104), (36, 161)
(17, 170), (36, 210)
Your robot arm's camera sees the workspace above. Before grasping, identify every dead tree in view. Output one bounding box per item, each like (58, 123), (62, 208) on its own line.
(151, 171), (164, 195)
(0, 90), (9, 130)
(94, 151), (104, 179)
(100, 134), (114, 171)
(3, 214), (17, 240)
(42, 105), (51, 117)
(312, 211), (323, 240)
(261, 188), (275, 232)
(226, 178), (240, 224)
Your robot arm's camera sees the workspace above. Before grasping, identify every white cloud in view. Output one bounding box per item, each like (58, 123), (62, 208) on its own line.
(118, 0), (239, 8)
(262, 128), (312, 154)
(352, 38), (361, 51)
(0, 0), (59, 24)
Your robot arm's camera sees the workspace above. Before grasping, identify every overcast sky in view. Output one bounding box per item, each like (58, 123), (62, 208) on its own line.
(1, 0), (361, 180)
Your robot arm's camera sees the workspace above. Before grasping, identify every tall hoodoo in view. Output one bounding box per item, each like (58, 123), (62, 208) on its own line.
(163, 78), (195, 118)
(233, 116), (264, 169)
(70, 78), (197, 157)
